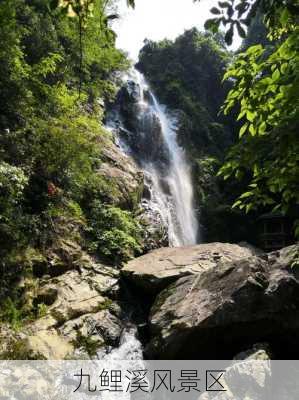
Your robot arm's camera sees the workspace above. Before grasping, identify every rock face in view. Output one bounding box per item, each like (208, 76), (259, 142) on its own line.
(115, 80), (170, 169)
(98, 136), (144, 210)
(122, 243), (260, 296)
(0, 252), (123, 360)
(146, 245), (299, 359)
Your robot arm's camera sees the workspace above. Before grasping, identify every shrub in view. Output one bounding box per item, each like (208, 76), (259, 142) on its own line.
(0, 162), (29, 253)
(88, 200), (142, 264)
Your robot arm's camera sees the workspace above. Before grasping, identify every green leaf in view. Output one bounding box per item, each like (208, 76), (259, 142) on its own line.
(240, 191), (254, 199)
(246, 45), (263, 56)
(280, 8), (290, 26)
(237, 110), (246, 121)
(246, 110), (255, 122)
(272, 69), (280, 81)
(239, 123), (248, 138)
(249, 124), (256, 136)
(281, 63), (288, 74)
(204, 18), (221, 33)
(246, 204), (253, 213)
(259, 121), (267, 134)
(210, 7), (221, 15)
(232, 200), (242, 208)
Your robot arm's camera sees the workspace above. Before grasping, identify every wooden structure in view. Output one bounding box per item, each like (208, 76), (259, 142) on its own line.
(258, 213), (292, 251)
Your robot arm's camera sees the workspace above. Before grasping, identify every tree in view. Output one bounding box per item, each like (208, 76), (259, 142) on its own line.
(0, 0), (133, 264)
(137, 29), (231, 157)
(197, 0), (299, 235)
(195, 0), (299, 45)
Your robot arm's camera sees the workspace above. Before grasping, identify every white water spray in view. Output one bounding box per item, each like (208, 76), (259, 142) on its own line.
(132, 70), (199, 246)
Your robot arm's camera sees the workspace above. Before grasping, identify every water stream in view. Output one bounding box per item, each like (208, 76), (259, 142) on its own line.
(103, 68), (199, 363)
(107, 69), (199, 247)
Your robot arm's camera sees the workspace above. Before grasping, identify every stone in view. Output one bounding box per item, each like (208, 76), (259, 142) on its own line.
(234, 343), (271, 360)
(44, 271), (107, 323)
(22, 330), (74, 360)
(60, 309), (122, 347)
(98, 139), (144, 210)
(147, 245), (299, 359)
(122, 242), (261, 296)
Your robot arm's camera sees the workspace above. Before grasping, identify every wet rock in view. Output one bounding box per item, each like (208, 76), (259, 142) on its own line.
(147, 245), (299, 359)
(60, 309), (122, 348)
(114, 79), (170, 167)
(122, 242), (260, 296)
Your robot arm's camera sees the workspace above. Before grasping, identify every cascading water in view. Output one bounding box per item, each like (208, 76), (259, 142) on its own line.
(107, 69), (199, 247)
(149, 88), (198, 246)
(102, 69), (199, 364)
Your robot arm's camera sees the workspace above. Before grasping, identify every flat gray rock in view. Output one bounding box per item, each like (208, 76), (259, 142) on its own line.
(122, 242), (261, 295)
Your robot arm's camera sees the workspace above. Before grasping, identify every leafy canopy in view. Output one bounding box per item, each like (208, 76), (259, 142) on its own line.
(195, 0), (299, 45)
(197, 0), (299, 235)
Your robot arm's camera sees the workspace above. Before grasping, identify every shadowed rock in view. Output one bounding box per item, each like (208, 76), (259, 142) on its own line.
(146, 245), (299, 359)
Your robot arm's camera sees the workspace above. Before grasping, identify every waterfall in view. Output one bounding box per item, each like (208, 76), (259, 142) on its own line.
(100, 69), (199, 365)
(107, 69), (199, 247)
(149, 87), (198, 246)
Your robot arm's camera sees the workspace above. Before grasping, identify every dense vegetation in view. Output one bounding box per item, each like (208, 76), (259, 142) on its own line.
(0, 0), (298, 329)
(137, 1), (299, 243)
(0, 0), (144, 322)
(137, 29), (255, 242)
(193, 0), (299, 238)
(137, 29), (232, 158)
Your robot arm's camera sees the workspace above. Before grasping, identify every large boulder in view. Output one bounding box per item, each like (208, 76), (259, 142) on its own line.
(122, 243), (261, 296)
(146, 245), (299, 359)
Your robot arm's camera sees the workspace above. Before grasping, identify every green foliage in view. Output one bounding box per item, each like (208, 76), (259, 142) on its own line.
(218, 12), (299, 229)
(88, 201), (142, 264)
(137, 28), (256, 242)
(0, 0), (138, 293)
(240, 10), (271, 49)
(0, 298), (23, 330)
(199, 0), (298, 243)
(0, 162), (28, 214)
(36, 303), (48, 318)
(195, 0), (299, 45)
(137, 28), (233, 158)
(0, 0), (129, 130)
(0, 163), (29, 254)
(194, 156), (256, 243)
(30, 114), (102, 191)
(74, 331), (101, 357)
